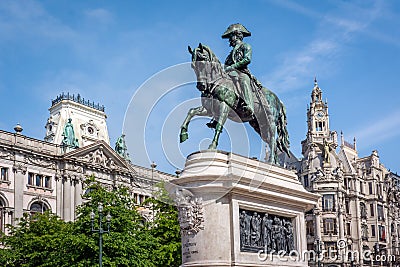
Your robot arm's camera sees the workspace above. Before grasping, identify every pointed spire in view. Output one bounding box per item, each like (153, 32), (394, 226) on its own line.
(353, 137), (357, 151)
(311, 76), (322, 102)
(341, 131), (344, 146)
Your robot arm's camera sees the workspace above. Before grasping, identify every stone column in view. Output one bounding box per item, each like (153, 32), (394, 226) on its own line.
(338, 192), (345, 239)
(314, 209), (322, 238)
(74, 178), (83, 215)
(354, 196), (363, 265)
(5, 210), (13, 234)
(56, 174), (63, 218)
(13, 163), (27, 220)
(70, 176), (75, 220)
(63, 176), (71, 221)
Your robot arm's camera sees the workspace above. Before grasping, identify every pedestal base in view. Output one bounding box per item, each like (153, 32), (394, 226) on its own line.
(173, 151), (319, 267)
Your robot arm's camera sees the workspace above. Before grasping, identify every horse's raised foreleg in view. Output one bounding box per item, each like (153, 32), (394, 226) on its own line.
(208, 102), (229, 150)
(180, 106), (208, 143)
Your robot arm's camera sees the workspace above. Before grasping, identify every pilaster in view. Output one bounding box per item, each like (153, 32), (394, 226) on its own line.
(13, 163), (27, 220)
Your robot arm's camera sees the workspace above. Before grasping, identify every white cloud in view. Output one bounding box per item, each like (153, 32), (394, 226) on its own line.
(350, 109), (400, 149)
(0, 0), (75, 41)
(85, 8), (113, 24)
(265, 0), (389, 93)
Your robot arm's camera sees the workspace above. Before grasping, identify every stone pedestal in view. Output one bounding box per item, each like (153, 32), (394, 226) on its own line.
(172, 151), (319, 267)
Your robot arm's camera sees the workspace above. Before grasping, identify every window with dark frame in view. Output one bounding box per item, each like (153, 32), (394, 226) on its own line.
(371, 225), (376, 237)
(27, 172), (52, 189)
(30, 201), (49, 216)
(346, 222), (351, 236)
(377, 205), (384, 220)
(304, 175), (309, 187)
(323, 218), (337, 234)
(306, 220), (315, 236)
(345, 199), (350, 214)
(378, 225), (386, 241)
(0, 167), (8, 180)
(323, 194), (335, 211)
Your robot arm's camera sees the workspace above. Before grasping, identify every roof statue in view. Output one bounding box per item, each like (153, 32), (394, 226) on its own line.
(61, 118), (79, 149)
(180, 23), (290, 164)
(115, 133), (130, 161)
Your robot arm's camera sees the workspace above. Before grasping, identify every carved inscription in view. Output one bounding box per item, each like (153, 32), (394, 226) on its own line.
(182, 241), (199, 260)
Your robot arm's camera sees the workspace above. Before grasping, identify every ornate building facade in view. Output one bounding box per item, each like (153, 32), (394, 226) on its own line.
(298, 80), (400, 266)
(0, 94), (174, 233)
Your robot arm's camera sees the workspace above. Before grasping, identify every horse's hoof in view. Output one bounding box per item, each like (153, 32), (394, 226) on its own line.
(180, 132), (188, 143)
(206, 120), (217, 129)
(208, 142), (217, 150)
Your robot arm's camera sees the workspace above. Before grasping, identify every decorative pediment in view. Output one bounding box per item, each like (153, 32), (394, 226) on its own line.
(63, 141), (131, 172)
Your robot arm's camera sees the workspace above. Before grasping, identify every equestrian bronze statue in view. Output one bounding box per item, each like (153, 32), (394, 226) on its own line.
(180, 24), (290, 164)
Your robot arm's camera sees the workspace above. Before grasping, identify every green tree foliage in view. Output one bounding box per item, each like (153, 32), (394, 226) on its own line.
(144, 181), (182, 267)
(0, 176), (181, 266)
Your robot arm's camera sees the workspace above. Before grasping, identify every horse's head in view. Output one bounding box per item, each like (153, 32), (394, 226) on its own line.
(188, 43), (220, 92)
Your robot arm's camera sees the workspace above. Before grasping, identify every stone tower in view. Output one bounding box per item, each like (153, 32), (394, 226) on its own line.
(301, 78), (338, 175)
(44, 93), (110, 149)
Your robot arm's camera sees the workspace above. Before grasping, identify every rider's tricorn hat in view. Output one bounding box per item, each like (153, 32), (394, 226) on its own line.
(221, 23), (251, 39)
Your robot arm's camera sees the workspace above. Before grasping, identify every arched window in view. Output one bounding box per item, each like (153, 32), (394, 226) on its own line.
(29, 201), (49, 216)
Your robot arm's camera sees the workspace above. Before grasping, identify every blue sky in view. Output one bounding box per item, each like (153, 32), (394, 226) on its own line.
(0, 0), (399, 173)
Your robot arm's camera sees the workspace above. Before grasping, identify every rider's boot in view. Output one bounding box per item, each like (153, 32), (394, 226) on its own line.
(241, 80), (254, 115)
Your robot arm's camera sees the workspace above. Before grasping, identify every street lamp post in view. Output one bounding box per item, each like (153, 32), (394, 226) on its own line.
(315, 238), (323, 267)
(91, 203), (111, 267)
(150, 162), (157, 220)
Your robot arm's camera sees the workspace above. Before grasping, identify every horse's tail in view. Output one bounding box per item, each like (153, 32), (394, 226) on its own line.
(276, 101), (290, 157)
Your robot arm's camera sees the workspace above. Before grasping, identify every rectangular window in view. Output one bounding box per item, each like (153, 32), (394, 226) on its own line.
(345, 200), (350, 214)
(316, 122), (323, 131)
(371, 225), (376, 237)
(0, 167), (8, 180)
(306, 220), (314, 236)
(304, 175), (309, 187)
(369, 182), (373, 194)
(323, 194), (335, 211)
(377, 184), (383, 196)
(44, 176), (51, 188)
(346, 222), (351, 236)
(28, 172), (33, 185)
(35, 174), (41, 187)
(324, 242), (337, 258)
(360, 181), (364, 194)
(370, 203), (375, 217)
(323, 218), (337, 234)
(378, 225), (386, 241)
(377, 205), (384, 220)
(27, 172), (51, 189)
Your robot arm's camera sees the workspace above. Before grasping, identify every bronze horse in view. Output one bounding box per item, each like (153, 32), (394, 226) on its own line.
(180, 43), (290, 164)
